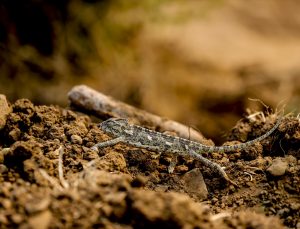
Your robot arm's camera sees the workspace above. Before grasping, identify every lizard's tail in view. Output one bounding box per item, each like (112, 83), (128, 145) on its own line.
(205, 115), (283, 153)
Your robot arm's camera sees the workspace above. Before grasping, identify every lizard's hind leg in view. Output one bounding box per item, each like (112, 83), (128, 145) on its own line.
(168, 155), (178, 174)
(189, 150), (238, 187)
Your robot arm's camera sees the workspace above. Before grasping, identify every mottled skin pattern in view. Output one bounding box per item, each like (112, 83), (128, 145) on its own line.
(91, 117), (282, 186)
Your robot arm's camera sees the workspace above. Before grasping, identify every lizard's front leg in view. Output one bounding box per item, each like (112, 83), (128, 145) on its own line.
(91, 137), (125, 152)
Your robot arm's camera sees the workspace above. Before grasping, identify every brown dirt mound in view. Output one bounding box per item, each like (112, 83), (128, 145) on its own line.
(0, 97), (299, 228)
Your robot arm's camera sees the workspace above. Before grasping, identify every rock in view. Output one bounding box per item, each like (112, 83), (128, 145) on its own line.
(8, 128), (21, 141)
(0, 94), (12, 130)
(11, 214), (23, 224)
(267, 158), (288, 177)
(28, 210), (52, 229)
(25, 197), (50, 214)
(182, 168), (208, 200)
(1, 199), (12, 209)
(0, 164), (8, 173)
(70, 134), (83, 144)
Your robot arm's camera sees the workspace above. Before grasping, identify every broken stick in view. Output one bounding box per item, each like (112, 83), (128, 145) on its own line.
(68, 85), (206, 143)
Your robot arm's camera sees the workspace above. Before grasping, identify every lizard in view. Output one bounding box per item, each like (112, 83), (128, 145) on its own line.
(91, 116), (282, 186)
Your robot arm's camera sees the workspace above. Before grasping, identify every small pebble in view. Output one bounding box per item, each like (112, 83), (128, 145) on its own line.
(28, 210), (52, 229)
(11, 214), (23, 224)
(267, 157), (288, 176)
(211, 197), (218, 204)
(8, 129), (21, 141)
(182, 168), (208, 200)
(70, 134), (83, 144)
(25, 197), (50, 214)
(0, 164), (8, 173)
(2, 199), (12, 209)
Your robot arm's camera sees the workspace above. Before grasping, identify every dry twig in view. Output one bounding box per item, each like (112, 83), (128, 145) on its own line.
(68, 85), (205, 142)
(58, 146), (70, 189)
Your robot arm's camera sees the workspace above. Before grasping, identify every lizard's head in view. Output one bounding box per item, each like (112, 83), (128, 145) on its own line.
(98, 118), (130, 137)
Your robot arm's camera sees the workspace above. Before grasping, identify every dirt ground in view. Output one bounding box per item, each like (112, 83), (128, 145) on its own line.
(0, 96), (299, 228)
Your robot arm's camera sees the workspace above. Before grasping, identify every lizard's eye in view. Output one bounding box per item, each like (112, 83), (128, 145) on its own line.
(99, 119), (114, 129)
(99, 118), (129, 131)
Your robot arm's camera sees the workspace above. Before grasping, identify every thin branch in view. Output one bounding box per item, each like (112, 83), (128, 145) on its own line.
(38, 169), (64, 191)
(248, 98), (269, 111)
(58, 146), (70, 189)
(68, 85), (204, 142)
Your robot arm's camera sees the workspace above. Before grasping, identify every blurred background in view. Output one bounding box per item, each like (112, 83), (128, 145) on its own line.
(1, 0), (300, 143)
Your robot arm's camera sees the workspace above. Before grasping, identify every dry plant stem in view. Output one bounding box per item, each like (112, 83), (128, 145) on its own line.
(244, 172), (253, 181)
(247, 112), (266, 122)
(68, 85), (204, 142)
(210, 212), (231, 221)
(58, 146), (69, 189)
(38, 169), (64, 191)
